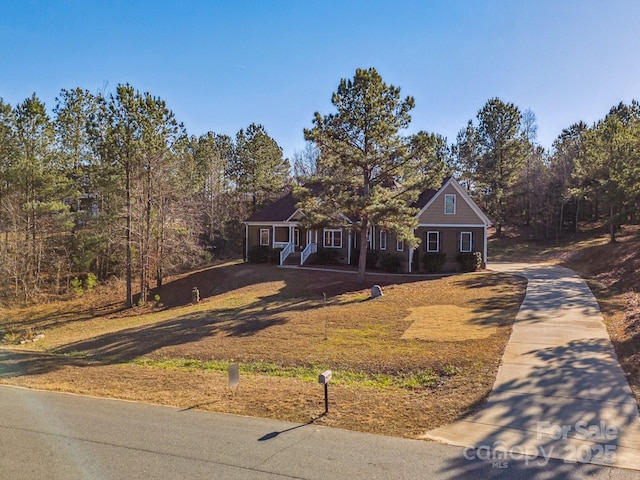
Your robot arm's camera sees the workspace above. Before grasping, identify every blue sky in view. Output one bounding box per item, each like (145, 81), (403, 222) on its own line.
(2, 1), (640, 159)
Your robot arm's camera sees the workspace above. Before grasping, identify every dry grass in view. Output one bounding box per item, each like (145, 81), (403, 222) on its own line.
(402, 306), (497, 341)
(0, 262), (526, 438)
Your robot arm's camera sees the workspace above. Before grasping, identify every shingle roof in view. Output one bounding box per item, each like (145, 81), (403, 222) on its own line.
(410, 177), (451, 209)
(244, 192), (298, 222)
(411, 188), (438, 209)
(245, 177), (453, 223)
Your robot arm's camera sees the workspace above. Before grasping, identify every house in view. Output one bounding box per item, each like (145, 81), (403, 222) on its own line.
(243, 177), (492, 272)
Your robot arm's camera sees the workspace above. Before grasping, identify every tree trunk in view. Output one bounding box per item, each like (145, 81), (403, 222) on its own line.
(610, 205), (617, 243)
(125, 161), (133, 308)
(356, 226), (368, 284)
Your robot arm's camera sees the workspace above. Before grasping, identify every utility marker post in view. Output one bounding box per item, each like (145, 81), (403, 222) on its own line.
(318, 369), (332, 414)
(228, 364), (239, 393)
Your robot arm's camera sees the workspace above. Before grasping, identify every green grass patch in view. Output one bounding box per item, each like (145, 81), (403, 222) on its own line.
(132, 358), (449, 390)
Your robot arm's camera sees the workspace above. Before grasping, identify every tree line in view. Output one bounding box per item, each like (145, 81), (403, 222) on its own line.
(453, 98), (640, 243)
(1, 73), (638, 303)
(0, 86), (289, 306)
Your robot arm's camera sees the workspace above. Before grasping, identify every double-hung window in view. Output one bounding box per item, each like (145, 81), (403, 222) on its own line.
(379, 231), (387, 250)
(259, 229), (270, 246)
(396, 238), (404, 252)
(460, 232), (473, 252)
(444, 194), (456, 214)
(426, 231), (440, 252)
(323, 228), (342, 248)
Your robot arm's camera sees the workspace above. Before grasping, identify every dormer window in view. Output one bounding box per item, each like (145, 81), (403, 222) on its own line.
(444, 194), (456, 214)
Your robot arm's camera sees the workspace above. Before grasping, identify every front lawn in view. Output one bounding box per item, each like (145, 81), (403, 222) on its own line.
(0, 262), (526, 438)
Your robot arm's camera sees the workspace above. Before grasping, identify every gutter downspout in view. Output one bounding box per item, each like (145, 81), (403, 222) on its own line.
(245, 223), (249, 262)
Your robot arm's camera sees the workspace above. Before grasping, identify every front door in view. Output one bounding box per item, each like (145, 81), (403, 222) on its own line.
(294, 228), (300, 248)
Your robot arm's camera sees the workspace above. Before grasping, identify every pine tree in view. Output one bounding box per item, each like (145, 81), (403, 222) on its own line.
(301, 67), (424, 284)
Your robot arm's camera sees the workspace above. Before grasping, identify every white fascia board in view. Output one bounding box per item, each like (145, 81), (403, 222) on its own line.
(417, 223), (488, 228)
(414, 177), (454, 219)
(414, 177), (493, 227)
(244, 221), (300, 226)
(447, 179), (493, 226)
(338, 213), (354, 224)
(285, 209), (306, 222)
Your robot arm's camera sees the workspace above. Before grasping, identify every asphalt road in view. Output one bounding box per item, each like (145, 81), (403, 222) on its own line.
(2, 385), (640, 479)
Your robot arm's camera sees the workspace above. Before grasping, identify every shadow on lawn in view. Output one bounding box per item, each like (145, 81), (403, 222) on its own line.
(53, 307), (290, 362)
(153, 262), (434, 309)
(2, 263), (457, 380)
(0, 350), (100, 379)
(3, 262), (432, 349)
(3, 300), (128, 334)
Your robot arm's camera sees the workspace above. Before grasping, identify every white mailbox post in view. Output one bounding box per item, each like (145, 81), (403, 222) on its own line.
(318, 370), (332, 414)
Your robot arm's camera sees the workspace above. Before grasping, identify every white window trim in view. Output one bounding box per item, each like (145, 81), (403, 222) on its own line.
(396, 238), (404, 252)
(367, 226), (374, 249)
(379, 231), (387, 250)
(323, 228), (343, 248)
(259, 228), (270, 246)
(426, 231), (440, 252)
(460, 231), (473, 253)
(444, 194), (456, 215)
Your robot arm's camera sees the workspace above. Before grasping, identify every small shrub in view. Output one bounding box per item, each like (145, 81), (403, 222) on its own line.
(314, 247), (339, 265)
(349, 248), (381, 268)
(84, 273), (98, 291)
(441, 364), (463, 376)
(423, 253), (446, 273)
(350, 248), (359, 265)
(366, 250), (380, 269)
(268, 247), (283, 264)
(70, 276), (83, 296)
(248, 245), (270, 263)
(380, 253), (402, 273)
(457, 252), (483, 272)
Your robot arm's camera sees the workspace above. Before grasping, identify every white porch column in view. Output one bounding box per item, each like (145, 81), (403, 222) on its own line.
(483, 225), (488, 265)
(347, 230), (352, 265)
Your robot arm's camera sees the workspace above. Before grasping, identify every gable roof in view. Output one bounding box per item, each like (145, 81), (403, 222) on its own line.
(244, 178), (491, 226)
(410, 180), (444, 210)
(244, 192), (299, 223)
(415, 177), (492, 226)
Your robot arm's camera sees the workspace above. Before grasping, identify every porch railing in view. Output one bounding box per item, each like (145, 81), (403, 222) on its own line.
(300, 242), (317, 265)
(279, 242), (295, 265)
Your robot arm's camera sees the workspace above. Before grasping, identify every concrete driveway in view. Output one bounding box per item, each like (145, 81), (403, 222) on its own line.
(423, 263), (640, 470)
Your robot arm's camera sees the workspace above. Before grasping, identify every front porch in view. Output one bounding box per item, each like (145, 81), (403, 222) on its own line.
(246, 223), (320, 266)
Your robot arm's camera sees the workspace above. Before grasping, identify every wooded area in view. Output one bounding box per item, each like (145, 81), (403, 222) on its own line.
(1, 73), (639, 305)
(0, 86), (289, 306)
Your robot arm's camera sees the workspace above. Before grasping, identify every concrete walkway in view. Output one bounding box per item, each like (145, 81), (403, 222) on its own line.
(423, 263), (640, 470)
